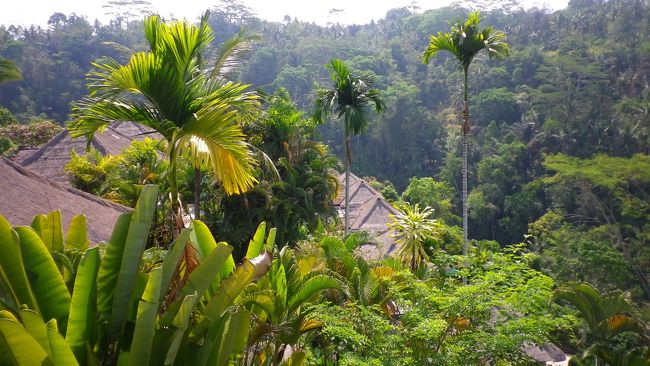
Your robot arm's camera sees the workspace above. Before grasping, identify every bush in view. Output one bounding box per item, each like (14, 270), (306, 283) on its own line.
(0, 119), (62, 147)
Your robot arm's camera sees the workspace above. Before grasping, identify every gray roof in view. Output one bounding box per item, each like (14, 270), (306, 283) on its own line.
(20, 122), (163, 186)
(20, 127), (135, 185)
(335, 173), (400, 260)
(0, 157), (131, 243)
(110, 121), (162, 141)
(522, 343), (568, 363)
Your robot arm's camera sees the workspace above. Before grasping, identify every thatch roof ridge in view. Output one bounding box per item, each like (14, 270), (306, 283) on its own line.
(19, 125), (147, 185)
(522, 342), (568, 363)
(350, 195), (399, 233)
(0, 157), (130, 243)
(4, 157), (130, 213)
(20, 129), (68, 166)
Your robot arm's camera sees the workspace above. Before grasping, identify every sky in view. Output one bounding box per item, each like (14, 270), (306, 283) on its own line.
(0, 0), (570, 28)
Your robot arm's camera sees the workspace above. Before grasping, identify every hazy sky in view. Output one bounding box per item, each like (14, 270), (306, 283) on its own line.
(1, 0), (570, 27)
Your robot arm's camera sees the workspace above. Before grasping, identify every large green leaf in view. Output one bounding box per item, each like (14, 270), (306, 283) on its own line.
(270, 261), (287, 320)
(128, 267), (162, 366)
(177, 244), (232, 300)
(554, 283), (603, 331)
(18, 309), (50, 357)
(209, 309), (250, 366)
(163, 293), (198, 365)
(96, 212), (132, 316)
(246, 221), (266, 259)
(199, 251), (271, 334)
(65, 215), (89, 251)
(30, 211), (64, 254)
(46, 319), (79, 366)
(193, 312), (228, 366)
(108, 184), (158, 341)
(160, 228), (191, 303)
(15, 226), (71, 326)
(67, 248), (100, 362)
(0, 216), (38, 312)
(0, 318), (53, 366)
(192, 220), (235, 281)
(203, 260), (255, 323)
(265, 227), (277, 252)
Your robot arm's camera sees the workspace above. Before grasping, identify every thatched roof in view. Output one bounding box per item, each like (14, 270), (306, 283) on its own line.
(20, 126), (136, 185)
(335, 173), (400, 259)
(0, 157), (131, 243)
(12, 146), (39, 164)
(110, 121), (162, 141)
(522, 343), (568, 364)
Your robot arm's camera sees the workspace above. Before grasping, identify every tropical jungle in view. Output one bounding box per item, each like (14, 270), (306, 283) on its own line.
(0, 0), (648, 365)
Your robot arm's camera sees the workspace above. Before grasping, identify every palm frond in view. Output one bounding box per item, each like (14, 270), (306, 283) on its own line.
(210, 29), (260, 80)
(176, 114), (257, 195)
(0, 58), (22, 84)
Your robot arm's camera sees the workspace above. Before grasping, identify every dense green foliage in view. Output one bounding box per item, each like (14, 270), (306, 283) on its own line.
(0, 186), (275, 366)
(64, 138), (169, 206)
(1, 0), (650, 364)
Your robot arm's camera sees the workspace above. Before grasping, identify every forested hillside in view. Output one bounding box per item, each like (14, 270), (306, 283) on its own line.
(1, 1), (649, 364)
(1, 0), (649, 298)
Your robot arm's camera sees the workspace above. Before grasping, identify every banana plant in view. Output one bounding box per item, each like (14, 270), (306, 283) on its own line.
(0, 185), (276, 366)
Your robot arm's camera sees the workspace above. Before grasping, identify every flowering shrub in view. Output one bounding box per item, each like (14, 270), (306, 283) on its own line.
(0, 120), (63, 147)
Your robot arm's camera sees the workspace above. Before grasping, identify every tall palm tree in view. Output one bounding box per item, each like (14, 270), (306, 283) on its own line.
(0, 58), (21, 84)
(313, 59), (384, 234)
(422, 11), (509, 256)
(69, 14), (260, 232)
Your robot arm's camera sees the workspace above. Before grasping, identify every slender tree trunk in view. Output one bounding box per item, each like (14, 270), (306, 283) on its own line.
(168, 142), (184, 238)
(193, 167), (201, 221)
(462, 67), (470, 257)
(344, 130), (351, 234)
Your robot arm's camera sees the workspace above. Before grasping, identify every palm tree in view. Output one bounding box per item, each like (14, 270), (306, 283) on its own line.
(313, 59), (384, 234)
(69, 14), (260, 233)
(238, 246), (344, 365)
(0, 58), (21, 84)
(554, 283), (648, 365)
(422, 11), (509, 256)
(388, 203), (439, 272)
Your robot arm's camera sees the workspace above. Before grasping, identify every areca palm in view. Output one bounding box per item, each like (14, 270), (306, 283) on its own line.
(69, 14), (259, 232)
(0, 58), (21, 84)
(238, 246), (345, 365)
(422, 11), (509, 256)
(388, 203), (439, 272)
(313, 59), (384, 234)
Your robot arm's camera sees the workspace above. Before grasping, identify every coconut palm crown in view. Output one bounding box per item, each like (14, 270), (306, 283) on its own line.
(422, 11), (509, 257)
(313, 59), (384, 233)
(69, 14), (260, 230)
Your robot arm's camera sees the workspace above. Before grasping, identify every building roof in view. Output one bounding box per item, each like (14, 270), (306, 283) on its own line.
(522, 342), (568, 363)
(335, 172), (400, 260)
(19, 122), (163, 186)
(110, 121), (162, 141)
(20, 127), (135, 185)
(0, 157), (131, 243)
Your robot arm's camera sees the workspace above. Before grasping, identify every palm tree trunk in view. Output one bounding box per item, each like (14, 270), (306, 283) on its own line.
(168, 142), (184, 238)
(193, 167), (201, 221)
(344, 130), (351, 234)
(462, 67), (470, 257)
